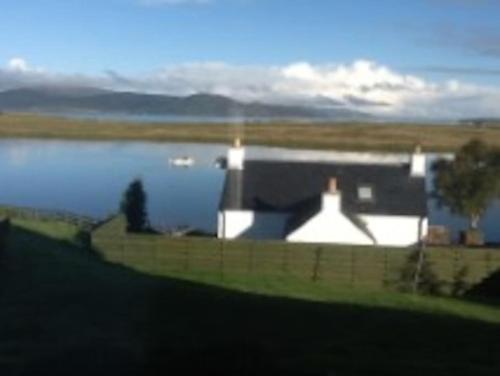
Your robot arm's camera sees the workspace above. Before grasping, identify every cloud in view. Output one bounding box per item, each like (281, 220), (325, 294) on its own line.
(6, 58), (46, 74)
(427, 24), (500, 58)
(450, 29), (500, 58)
(418, 66), (500, 76)
(7, 58), (30, 72)
(343, 95), (390, 107)
(2, 57), (500, 119)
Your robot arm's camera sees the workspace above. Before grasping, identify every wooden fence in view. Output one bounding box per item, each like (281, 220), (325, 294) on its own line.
(92, 231), (500, 293)
(0, 205), (100, 230)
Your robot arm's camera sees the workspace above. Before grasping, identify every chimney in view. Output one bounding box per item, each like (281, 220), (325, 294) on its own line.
(227, 137), (245, 170)
(410, 144), (426, 178)
(323, 177), (341, 211)
(328, 178), (338, 194)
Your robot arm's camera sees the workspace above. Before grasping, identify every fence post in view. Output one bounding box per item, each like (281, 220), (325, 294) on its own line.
(413, 243), (426, 294)
(121, 236), (125, 265)
(485, 249), (492, 276)
(248, 241), (255, 274)
(312, 247), (322, 282)
(219, 239), (225, 280)
(383, 248), (389, 289)
(151, 238), (156, 274)
(184, 238), (190, 272)
(350, 248), (356, 288)
(452, 247), (458, 280)
(282, 243), (289, 275)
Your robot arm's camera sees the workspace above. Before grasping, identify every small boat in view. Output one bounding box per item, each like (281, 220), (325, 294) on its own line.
(169, 156), (195, 167)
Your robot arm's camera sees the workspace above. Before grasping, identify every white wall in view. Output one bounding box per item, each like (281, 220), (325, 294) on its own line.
(218, 210), (288, 240)
(218, 210), (428, 248)
(286, 195), (428, 247)
(287, 211), (374, 245)
(360, 215), (428, 247)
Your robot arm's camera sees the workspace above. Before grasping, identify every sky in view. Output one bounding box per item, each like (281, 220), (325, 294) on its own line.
(1, 0), (500, 119)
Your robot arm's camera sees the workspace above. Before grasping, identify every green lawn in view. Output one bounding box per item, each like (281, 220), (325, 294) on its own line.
(1, 217), (500, 375)
(93, 217), (500, 297)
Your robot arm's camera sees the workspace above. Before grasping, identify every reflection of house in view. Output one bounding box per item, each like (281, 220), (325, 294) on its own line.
(218, 140), (428, 247)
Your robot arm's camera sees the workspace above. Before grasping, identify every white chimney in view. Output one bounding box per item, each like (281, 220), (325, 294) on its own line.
(322, 178), (341, 211)
(410, 144), (426, 178)
(227, 137), (245, 170)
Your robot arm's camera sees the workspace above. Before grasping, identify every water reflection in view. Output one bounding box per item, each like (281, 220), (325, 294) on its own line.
(0, 140), (226, 232)
(0, 139), (499, 241)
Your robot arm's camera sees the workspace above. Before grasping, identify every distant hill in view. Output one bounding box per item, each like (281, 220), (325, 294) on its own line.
(459, 118), (500, 127)
(0, 86), (367, 120)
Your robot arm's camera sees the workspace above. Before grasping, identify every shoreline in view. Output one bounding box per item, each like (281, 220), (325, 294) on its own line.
(0, 112), (499, 152)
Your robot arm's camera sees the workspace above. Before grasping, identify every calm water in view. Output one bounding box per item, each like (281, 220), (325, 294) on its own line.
(1, 139), (499, 241)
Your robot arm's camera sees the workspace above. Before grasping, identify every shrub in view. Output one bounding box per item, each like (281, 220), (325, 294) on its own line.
(399, 248), (441, 295)
(120, 179), (149, 233)
(0, 218), (10, 256)
(466, 269), (500, 300)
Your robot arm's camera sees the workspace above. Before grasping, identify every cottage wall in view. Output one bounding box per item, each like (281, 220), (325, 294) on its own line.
(360, 215), (428, 247)
(286, 210), (374, 245)
(219, 210), (428, 247)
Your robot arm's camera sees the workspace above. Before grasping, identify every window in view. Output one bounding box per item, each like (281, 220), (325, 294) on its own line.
(358, 185), (374, 201)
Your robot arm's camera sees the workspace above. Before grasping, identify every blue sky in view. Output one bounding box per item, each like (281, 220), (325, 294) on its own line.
(1, 0), (500, 118)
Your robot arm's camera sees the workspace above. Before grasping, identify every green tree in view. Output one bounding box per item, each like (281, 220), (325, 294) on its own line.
(432, 139), (500, 231)
(121, 179), (148, 233)
(399, 249), (441, 295)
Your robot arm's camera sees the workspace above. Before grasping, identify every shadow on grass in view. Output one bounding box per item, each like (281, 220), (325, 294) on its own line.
(1, 225), (500, 376)
(466, 269), (500, 307)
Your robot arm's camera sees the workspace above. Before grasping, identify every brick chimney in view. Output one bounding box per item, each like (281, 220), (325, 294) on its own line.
(328, 178), (338, 194)
(227, 137), (245, 170)
(323, 177), (341, 211)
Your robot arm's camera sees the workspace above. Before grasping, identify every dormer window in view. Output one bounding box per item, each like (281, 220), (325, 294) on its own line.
(358, 185), (374, 202)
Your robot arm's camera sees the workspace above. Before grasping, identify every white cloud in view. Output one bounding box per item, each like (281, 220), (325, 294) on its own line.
(2, 57), (500, 119)
(7, 58), (30, 72)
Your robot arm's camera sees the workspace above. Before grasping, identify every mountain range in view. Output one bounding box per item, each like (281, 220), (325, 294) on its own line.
(0, 86), (366, 120)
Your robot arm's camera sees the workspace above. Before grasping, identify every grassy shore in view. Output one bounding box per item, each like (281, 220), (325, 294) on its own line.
(2, 216), (500, 375)
(1, 112), (500, 151)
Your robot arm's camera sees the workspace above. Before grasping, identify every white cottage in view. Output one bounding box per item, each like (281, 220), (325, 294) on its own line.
(217, 140), (428, 247)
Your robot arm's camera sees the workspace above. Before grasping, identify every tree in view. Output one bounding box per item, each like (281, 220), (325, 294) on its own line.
(399, 249), (441, 295)
(432, 139), (500, 231)
(121, 179), (148, 233)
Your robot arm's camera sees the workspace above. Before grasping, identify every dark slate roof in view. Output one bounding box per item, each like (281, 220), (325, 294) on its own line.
(220, 160), (427, 217)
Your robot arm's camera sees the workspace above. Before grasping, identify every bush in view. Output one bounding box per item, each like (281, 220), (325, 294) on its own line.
(120, 179), (149, 233)
(0, 218), (11, 256)
(451, 266), (470, 297)
(73, 229), (92, 250)
(466, 269), (500, 300)
(399, 248), (441, 295)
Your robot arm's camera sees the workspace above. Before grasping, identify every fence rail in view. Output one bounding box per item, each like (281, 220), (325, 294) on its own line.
(93, 233), (500, 293)
(0, 205), (100, 230)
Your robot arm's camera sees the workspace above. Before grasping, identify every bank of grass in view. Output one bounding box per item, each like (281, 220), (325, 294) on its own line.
(2, 216), (500, 375)
(2, 112), (500, 151)
(93, 217), (500, 298)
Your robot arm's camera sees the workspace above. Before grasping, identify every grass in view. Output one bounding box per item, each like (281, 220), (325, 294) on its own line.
(1, 216), (500, 375)
(93, 217), (500, 295)
(2, 112), (500, 151)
